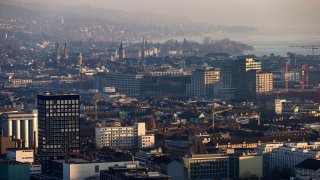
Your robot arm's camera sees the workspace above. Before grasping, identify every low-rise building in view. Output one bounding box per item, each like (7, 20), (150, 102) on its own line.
(295, 159), (320, 180)
(100, 163), (171, 180)
(169, 153), (234, 180)
(30, 164), (42, 175)
(6, 148), (42, 175)
(51, 158), (139, 180)
(138, 135), (155, 149)
(238, 155), (263, 179)
(94, 72), (142, 95)
(95, 122), (155, 149)
(261, 142), (320, 176)
(0, 159), (30, 180)
(10, 78), (32, 85)
(6, 149), (34, 163)
(275, 99), (287, 115)
(0, 136), (19, 155)
(165, 152), (263, 180)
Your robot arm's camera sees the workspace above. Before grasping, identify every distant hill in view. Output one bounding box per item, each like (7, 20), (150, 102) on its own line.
(0, 2), (256, 43)
(0, 3), (38, 19)
(0, 1), (189, 27)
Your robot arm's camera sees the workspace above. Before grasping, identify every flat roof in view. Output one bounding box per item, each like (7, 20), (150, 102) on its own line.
(0, 159), (28, 165)
(38, 92), (79, 97)
(7, 148), (33, 151)
(52, 158), (91, 164)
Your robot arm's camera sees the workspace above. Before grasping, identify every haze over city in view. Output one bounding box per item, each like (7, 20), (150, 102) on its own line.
(6, 0), (320, 30)
(3, 0), (320, 55)
(1, 1), (320, 179)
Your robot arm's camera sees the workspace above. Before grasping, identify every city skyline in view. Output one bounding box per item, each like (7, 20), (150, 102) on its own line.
(1, 0), (320, 179)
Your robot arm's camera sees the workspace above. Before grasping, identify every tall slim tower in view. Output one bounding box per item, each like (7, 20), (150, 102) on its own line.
(37, 92), (80, 173)
(141, 37), (146, 59)
(55, 42), (61, 64)
(78, 53), (83, 74)
(78, 52), (83, 66)
(63, 42), (69, 60)
(285, 58), (289, 92)
(118, 42), (125, 60)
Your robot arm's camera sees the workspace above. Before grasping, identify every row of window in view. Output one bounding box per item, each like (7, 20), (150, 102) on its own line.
(38, 100), (79, 105)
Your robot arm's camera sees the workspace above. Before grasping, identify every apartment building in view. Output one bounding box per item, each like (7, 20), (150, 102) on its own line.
(258, 142), (320, 176)
(95, 122), (154, 149)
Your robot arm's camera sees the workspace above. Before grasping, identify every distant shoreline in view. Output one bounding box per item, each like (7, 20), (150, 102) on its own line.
(155, 31), (320, 56)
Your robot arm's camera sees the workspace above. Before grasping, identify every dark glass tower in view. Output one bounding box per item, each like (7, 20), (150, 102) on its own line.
(37, 92), (80, 173)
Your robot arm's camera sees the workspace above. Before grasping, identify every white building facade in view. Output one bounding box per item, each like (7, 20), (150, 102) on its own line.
(6, 149), (34, 163)
(53, 159), (139, 180)
(95, 122), (154, 149)
(262, 142), (320, 175)
(6, 149), (41, 175)
(1, 110), (38, 148)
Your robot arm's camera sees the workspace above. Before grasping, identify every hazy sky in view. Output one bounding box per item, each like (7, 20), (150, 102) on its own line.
(78, 0), (319, 30)
(10, 0), (320, 31)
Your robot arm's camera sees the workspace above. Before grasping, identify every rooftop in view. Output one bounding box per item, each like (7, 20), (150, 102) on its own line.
(296, 159), (320, 170)
(52, 158), (91, 164)
(38, 91), (79, 96)
(6, 148), (33, 152)
(0, 159), (28, 165)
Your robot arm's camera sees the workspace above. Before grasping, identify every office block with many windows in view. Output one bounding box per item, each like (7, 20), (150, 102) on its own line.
(37, 92), (80, 173)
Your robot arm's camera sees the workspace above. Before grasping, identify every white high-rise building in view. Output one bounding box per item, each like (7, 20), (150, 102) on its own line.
(95, 122), (154, 149)
(1, 110), (38, 148)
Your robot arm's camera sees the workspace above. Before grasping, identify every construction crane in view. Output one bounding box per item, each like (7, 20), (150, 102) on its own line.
(211, 107), (232, 131)
(289, 45), (320, 56)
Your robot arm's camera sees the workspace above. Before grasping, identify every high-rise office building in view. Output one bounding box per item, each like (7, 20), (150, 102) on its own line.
(255, 72), (273, 94)
(232, 58), (261, 100)
(244, 70), (272, 100)
(37, 92), (80, 173)
(221, 65), (233, 87)
(187, 68), (220, 97)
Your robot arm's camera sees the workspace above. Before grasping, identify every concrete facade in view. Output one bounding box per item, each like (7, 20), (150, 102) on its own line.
(1, 110), (38, 148)
(95, 122), (154, 149)
(52, 158), (139, 180)
(7, 149), (34, 163)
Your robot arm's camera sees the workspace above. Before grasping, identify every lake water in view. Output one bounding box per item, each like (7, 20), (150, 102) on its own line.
(169, 31), (320, 56)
